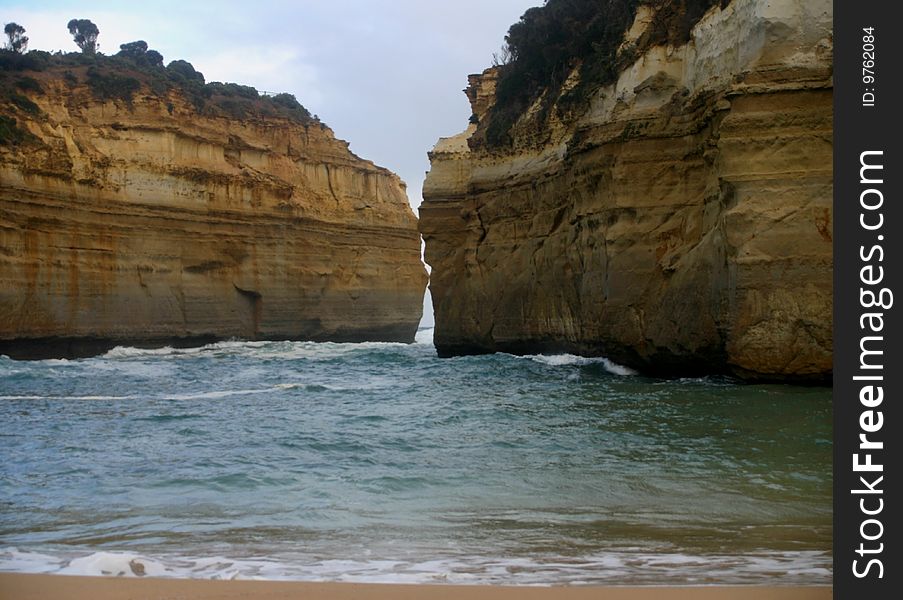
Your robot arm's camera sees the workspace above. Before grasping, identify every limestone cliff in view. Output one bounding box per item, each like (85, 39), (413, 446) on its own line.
(420, 0), (832, 382)
(0, 61), (427, 358)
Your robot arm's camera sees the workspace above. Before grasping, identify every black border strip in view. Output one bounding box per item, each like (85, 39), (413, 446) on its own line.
(834, 1), (901, 597)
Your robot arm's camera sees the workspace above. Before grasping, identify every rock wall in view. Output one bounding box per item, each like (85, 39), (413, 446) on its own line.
(1, 75), (427, 358)
(420, 0), (832, 381)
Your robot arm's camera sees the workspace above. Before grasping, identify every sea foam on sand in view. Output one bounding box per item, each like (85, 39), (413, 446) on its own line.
(0, 547), (831, 586)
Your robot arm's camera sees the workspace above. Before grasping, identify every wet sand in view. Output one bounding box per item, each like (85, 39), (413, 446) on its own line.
(0, 574), (831, 599)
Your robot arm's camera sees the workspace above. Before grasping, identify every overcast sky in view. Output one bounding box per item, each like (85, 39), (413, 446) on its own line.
(1, 0), (540, 213)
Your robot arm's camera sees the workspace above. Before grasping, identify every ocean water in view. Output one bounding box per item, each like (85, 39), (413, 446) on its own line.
(0, 329), (832, 585)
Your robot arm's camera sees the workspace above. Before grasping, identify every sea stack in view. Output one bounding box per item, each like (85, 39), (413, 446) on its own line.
(0, 55), (427, 358)
(420, 0), (833, 382)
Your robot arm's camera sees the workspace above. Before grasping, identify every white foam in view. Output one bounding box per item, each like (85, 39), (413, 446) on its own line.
(415, 328), (434, 345)
(11, 337), (424, 365)
(58, 552), (171, 578)
(598, 359), (637, 376)
(0, 547), (831, 585)
(165, 389), (274, 400)
(0, 548), (62, 574)
(523, 354), (637, 376)
(102, 341), (272, 359)
(103, 346), (180, 358)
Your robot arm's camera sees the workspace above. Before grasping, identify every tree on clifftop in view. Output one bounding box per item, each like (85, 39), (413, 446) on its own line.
(166, 59), (205, 84)
(144, 50), (164, 67)
(117, 40), (164, 67)
(118, 40), (148, 58)
(3, 22), (28, 54)
(67, 19), (99, 54)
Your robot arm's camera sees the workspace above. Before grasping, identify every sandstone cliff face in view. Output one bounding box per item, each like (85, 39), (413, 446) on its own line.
(1, 73), (427, 358)
(420, 0), (832, 381)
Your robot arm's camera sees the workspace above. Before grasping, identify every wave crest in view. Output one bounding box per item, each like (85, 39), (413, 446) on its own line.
(524, 354), (636, 376)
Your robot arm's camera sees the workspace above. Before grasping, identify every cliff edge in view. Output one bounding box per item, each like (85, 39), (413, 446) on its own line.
(1, 54), (428, 358)
(420, 0), (832, 382)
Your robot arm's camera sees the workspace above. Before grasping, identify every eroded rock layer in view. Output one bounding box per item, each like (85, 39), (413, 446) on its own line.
(1, 75), (427, 358)
(420, 0), (832, 381)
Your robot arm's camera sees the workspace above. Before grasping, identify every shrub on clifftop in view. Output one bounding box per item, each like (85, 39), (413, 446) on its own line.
(166, 59), (205, 84)
(1, 34), (320, 127)
(117, 41), (164, 68)
(86, 67), (140, 101)
(478, 0), (730, 147)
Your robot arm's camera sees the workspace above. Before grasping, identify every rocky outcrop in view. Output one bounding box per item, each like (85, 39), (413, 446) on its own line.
(420, 0), (832, 381)
(1, 68), (427, 358)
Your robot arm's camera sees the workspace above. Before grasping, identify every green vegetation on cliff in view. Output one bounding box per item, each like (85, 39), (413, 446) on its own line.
(478, 0), (730, 147)
(0, 41), (320, 131)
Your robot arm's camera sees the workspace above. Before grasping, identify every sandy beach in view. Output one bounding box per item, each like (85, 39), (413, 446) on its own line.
(0, 574), (831, 600)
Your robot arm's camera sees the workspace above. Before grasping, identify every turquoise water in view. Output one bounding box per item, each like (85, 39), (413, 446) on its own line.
(0, 330), (831, 584)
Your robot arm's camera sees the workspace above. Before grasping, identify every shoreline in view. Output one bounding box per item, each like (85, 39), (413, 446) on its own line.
(0, 574), (832, 600)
